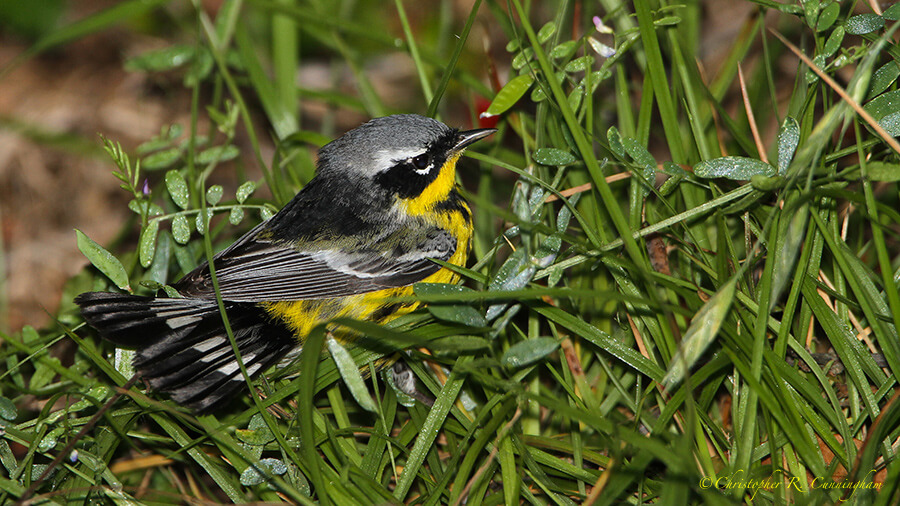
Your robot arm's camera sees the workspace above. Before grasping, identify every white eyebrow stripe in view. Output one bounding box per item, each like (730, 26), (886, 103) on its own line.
(370, 147), (428, 175)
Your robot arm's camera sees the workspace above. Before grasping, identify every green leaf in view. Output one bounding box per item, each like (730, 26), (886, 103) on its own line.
(428, 304), (487, 327)
(486, 248), (535, 320)
(864, 161), (900, 181)
(536, 21), (556, 43)
(776, 117), (800, 174)
(769, 204), (808, 308)
(878, 113), (900, 136)
(128, 199), (164, 217)
(184, 47), (213, 87)
(38, 431), (58, 452)
(803, 0), (819, 26)
(236, 415), (276, 446)
(30, 357), (58, 391)
(23, 326), (55, 391)
(161, 284), (181, 298)
(30, 464), (51, 482)
(484, 74), (534, 117)
(556, 193), (577, 232)
(125, 44), (195, 72)
(172, 214), (191, 244)
(750, 174), (785, 191)
(0, 397), (17, 421)
(165, 170), (189, 209)
(236, 181), (256, 203)
(885, 3), (900, 20)
(607, 126), (625, 158)
(75, 229), (130, 291)
(658, 176), (683, 197)
(822, 25), (844, 57)
(326, 336), (377, 412)
(511, 48), (533, 70)
(816, 2), (839, 31)
(845, 13), (884, 35)
(567, 85), (584, 112)
(663, 276), (737, 387)
(427, 303), (486, 328)
(229, 207), (245, 225)
(239, 458), (288, 486)
(805, 54), (827, 84)
(564, 55), (594, 73)
(260, 206), (275, 221)
(694, 156), (776, 179)
(534, 234), (561, 268)
(0, 442), (17, 483)
(427, 335), (491, 351)
(166, 123), (183, 140)
(206, 185), (223, 205)
(533, 148), (577, 166)
(550, 40), (577, 59)
(622, 137), (657, 191)
(491, 304), (521, 335)
(490, 248), (535, 292)
(415, 283), (487, 327)
(142, 147), (182, 170)
(501, 337), (559, 368)
(196, 209), (213, 235)
(868, 61), (900, 100)
(622, 138), (656, 172)
(661, 161), (687, 177)
(178, 134), (208, 150)
(139, 220), (159, 268)
(653, 16), (681, 26)
(137, 140), (169, 156)
(137, 124), (182, 154)
(530, 85), (548, 102)
(146, 230), (171, 284)
(173, 241), (198, 274)
(863, 89), (900, 136)
(196, 145), (239, 165)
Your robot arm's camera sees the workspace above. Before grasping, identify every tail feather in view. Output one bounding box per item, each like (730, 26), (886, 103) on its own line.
(75, 292), (297, 412)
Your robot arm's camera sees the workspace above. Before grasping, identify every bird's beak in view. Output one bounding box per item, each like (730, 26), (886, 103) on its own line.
(452, 128), (496, 153)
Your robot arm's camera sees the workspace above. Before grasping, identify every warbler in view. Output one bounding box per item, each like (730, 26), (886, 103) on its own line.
(76, 114), (494, 412)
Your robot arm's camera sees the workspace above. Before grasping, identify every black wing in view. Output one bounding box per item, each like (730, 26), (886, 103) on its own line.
(173, 225), (457, 302)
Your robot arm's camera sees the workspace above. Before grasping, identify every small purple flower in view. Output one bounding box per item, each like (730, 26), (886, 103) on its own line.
(590, 15), (615, 58)
(593, 15), (613, 34)
(142, 179), (150, 196)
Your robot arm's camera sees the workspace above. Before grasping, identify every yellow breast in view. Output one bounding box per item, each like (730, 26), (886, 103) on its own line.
(262, 153), (472, 342)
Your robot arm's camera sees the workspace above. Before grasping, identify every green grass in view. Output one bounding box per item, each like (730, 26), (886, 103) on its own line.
(2, 0), (900, 503)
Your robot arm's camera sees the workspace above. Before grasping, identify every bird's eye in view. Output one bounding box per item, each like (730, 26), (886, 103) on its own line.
(411, 153), (430, 173)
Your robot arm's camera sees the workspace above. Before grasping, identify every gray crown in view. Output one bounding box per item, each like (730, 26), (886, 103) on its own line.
(316, 114), (452, 177)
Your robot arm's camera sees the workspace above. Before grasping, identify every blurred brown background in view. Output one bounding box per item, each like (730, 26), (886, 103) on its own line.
(1, 1), (176, 331)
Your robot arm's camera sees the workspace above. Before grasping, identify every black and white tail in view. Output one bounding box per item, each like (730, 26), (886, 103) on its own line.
(75, 292), (297, 412)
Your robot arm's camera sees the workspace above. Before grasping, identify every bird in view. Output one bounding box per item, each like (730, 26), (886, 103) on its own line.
(75, 114), (495, 412)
